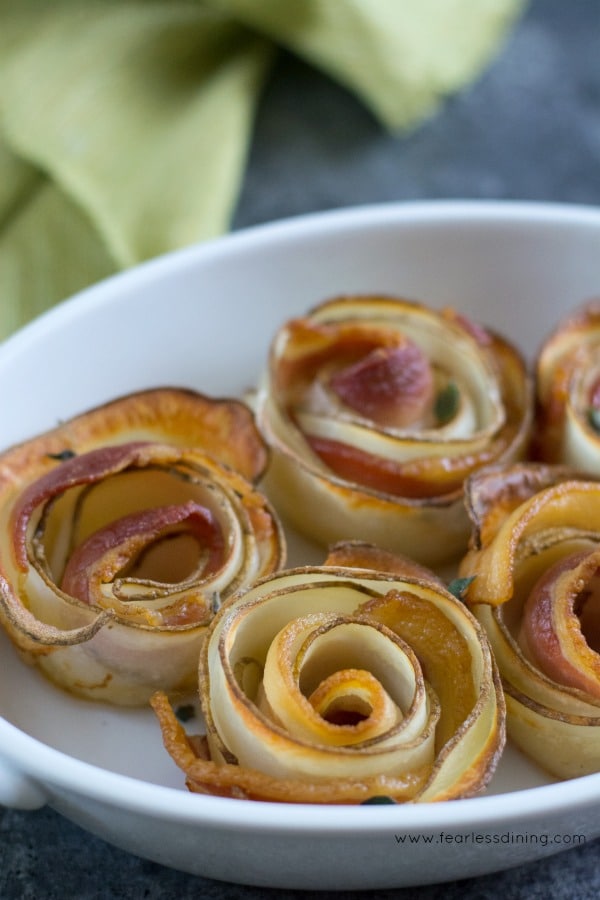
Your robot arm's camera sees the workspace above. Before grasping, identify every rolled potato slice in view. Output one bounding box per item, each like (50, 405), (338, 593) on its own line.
(0, 388), (285, 705)
(459, 463), (600, 778)
(254, 295), (533, 566)
(152, 542), (504, 804)
(534, 299), (600, 470)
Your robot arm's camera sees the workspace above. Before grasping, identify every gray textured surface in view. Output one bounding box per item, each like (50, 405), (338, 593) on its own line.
(1, 1), (600, 897)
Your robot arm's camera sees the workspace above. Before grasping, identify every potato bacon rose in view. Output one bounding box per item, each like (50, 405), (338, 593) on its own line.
(0, 388), (284, 705)
(255, 295), (532, 566)
(459, 463), (600, 778)
(535, 299), (600, 470)
(152, 543), (504, 804)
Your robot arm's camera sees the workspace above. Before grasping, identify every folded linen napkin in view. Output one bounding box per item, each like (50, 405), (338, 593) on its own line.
(0, 0), (525, 340)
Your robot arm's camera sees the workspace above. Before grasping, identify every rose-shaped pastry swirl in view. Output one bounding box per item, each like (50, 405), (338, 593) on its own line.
(152, 542), (504, 804)
(534, 299), (600, 470)
(459, 463), (600, 778)
(0, 388), (285, 705)
(255, 295), (532, 565)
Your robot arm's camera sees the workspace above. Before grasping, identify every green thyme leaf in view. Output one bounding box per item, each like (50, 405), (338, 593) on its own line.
(434, 382), (459, 425)
(587, 407), (600, 433)
(447, 575), (476, 601)
(47, 448), (76, 461)
(175, 704), (196, 723)
(361, 796), (396, 805)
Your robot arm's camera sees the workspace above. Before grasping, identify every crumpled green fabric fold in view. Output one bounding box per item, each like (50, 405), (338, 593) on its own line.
(0, 0), (525, 340)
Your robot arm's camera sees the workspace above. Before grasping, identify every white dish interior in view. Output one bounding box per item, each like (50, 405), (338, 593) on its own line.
(0, 201), (598, 890)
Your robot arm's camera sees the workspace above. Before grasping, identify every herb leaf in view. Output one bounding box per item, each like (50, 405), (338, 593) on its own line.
(47, 448), (77, 461)
(435, 382), (459, 425)
(587, 408), (600, 433)
(361, 795), (396, 805)
(447, 575), (476, 600)
(175, 704), (196, 723)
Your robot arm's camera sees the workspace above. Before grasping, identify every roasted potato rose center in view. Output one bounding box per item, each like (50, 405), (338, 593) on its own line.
(16, 445), (235, 627)
(255, 295), (532, 565)
(153, 543), (504, 805)
(0, 388), (285, 705)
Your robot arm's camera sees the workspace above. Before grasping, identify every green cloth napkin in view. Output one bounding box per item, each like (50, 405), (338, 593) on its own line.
(0, 0), (525, 340)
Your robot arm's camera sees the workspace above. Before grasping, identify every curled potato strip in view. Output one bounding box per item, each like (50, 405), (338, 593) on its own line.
(534, 299), (600, 470)
(0, 388), (285, 705)
(255, 295), (532, 565)
(152, 543), (504, 804)
(460, 463), (600, 778)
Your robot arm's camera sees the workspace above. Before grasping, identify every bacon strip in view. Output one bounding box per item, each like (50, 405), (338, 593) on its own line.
(329, 341), (434, 428)
(11, 442), (153, 569)
(519, 550), (600, 700)
(61, 501), (224, 605)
